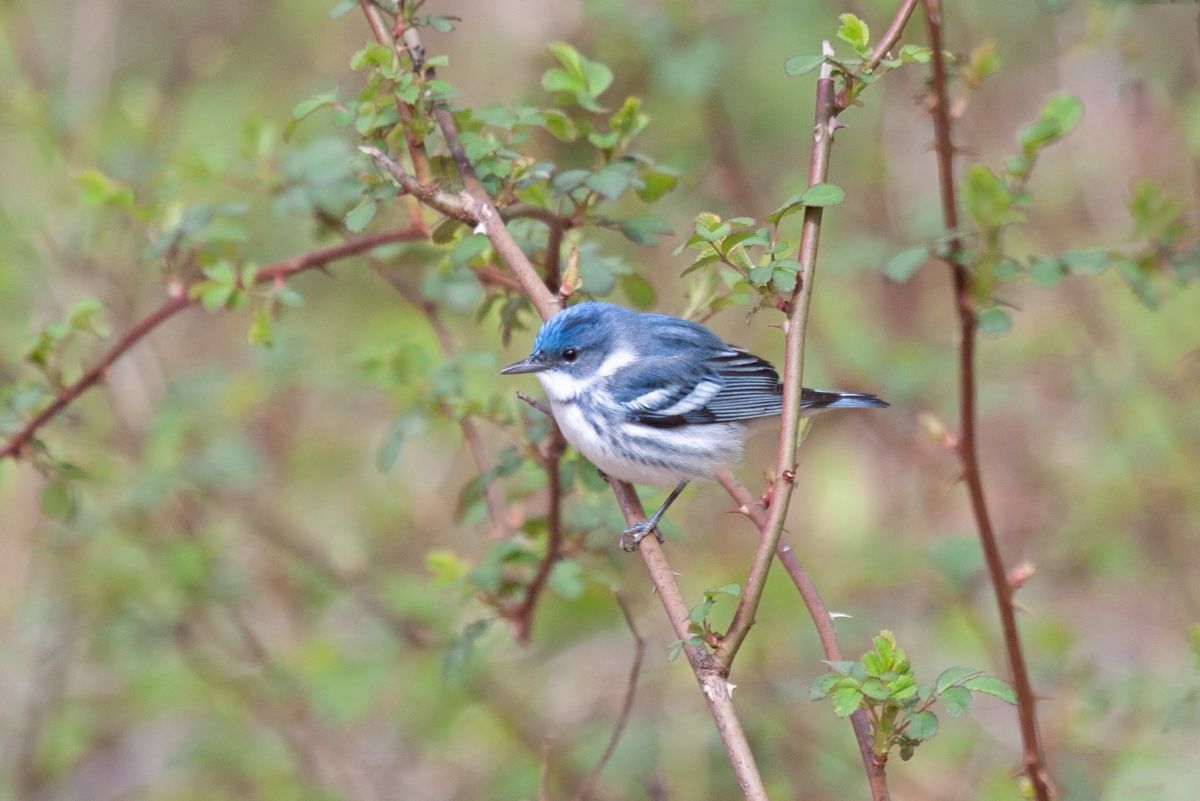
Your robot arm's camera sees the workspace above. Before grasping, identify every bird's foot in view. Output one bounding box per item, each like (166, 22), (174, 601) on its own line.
(597, 469), (610, 484)
(620, 519), (664, 552)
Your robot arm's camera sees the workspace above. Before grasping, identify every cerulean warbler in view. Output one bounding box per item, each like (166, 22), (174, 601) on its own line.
(501, 302), (887, 550)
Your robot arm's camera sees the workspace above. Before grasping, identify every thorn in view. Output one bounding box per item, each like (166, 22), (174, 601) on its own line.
(726, 681), (738, 696)
(1008, 560), (1036, 591)
(781, 469), (796, 483)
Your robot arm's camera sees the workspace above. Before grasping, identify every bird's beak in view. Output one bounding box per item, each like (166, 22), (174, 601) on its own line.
(499, 353), (549, 375)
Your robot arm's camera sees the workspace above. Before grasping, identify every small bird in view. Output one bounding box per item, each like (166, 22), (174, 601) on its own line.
(501, 302), (887, 551)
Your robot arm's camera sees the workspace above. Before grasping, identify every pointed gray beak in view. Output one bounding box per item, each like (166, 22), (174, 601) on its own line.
(499, 353), (549, 375)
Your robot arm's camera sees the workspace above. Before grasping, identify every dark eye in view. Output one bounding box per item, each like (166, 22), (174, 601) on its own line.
(562, 348), (579, 362)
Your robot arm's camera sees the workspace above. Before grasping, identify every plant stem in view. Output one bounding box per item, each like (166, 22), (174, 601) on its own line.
(921, 3), (1053, 799)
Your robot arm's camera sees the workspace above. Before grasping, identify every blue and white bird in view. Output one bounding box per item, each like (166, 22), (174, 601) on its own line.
(501, 302), (887, 550)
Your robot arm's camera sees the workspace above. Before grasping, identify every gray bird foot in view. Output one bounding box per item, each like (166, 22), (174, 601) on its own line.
(620, 520), (664, 552)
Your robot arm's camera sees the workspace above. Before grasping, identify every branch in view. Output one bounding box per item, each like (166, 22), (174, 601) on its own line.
(716, 470), (888, 800)
(572, 591), (645, 801)
(835, 0), (921, 112)
(921, 3), (1053, 799)
(0, 227), (426, 462)
(381, 18), (768, 797)
(715, 41), (838, 670)
(512, 427), (566, 643)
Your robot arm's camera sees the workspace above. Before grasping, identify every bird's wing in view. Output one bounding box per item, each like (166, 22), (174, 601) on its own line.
(609, 349), (782, 427)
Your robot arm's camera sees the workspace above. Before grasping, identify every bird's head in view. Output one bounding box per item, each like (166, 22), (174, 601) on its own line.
(500, 303), (633, 400)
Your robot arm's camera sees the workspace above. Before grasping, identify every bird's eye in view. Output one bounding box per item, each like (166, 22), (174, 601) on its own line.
(562, 348), (579, 362)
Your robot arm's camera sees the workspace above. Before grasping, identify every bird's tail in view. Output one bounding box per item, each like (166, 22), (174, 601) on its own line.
(800, 388), (890, 413)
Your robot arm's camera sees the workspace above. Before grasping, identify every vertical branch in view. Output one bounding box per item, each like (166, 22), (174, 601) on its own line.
(716, 41), (838, 669)
(921, 3), (1053, 800)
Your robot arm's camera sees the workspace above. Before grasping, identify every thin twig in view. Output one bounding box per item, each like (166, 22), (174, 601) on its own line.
(921, 3), (1053, 799)
(512, 427), (566, 643)
(0, 227), (426, 462)
(573, 591), (646, 801)
(716, 41), (838, 670)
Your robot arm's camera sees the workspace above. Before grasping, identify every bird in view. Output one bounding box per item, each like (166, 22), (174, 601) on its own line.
(500, 302), (888, 551)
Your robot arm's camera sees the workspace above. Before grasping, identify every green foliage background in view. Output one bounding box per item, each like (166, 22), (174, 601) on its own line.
(2, 1), (1199, 799)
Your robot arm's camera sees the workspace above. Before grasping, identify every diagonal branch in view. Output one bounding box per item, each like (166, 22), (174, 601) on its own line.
(921, 2), (1053, 799)
(835, 0), (922, 112)
(0, 227), (427, 462)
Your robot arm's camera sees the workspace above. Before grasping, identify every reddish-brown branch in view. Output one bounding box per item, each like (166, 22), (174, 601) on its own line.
(922, 3), (1052, 799)
(572, 591), (645, 801)
(512, 427), (566, 643)
(0, 227), (426, 462)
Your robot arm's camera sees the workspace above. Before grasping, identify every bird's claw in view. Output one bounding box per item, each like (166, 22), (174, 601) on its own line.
(619, 520), (664, 552)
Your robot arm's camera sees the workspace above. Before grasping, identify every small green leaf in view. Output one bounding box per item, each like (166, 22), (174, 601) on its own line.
(1061, 249), (1111, 275)
(809, 672), (840, 701)
(963, 674), (1018, 704)
(1029, 257), (1066, 287)
(248, 308), (274, 348)
(40, 482), (76, 520)
(799, 183), (846, 207)
(978, 307), (1012, 337)
(328, 0), (356, 15)
(837, 13), (871, 55)
(344, 199), (377, 233)
(426, 548), (470, 587)
(884, 246), (928, 282)
(376, 417), (418, 473)
(935, 666), (979, 694)
(1018, 92), (1084, 157)
(772, 268), (797, 293)
(291, 87), (339, 121)
(548, 559), (584, 599)
(831, 686), (864, 718)
(619, 274), (656, 309)
(784, 54), (825, 77)
(747, 265), (774, 285)
(940, 685), (972, 718)
(584, 166), (633, 200)
(906, 710), (938, 741)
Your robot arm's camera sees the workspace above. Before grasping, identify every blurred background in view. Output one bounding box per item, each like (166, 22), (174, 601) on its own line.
(1, 1), (1198, 799)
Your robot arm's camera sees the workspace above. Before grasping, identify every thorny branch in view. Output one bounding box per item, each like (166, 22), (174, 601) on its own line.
(921, 2), (1053, 799)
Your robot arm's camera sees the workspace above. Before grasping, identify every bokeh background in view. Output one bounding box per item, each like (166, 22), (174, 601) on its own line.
(2, 1), (1199, 800)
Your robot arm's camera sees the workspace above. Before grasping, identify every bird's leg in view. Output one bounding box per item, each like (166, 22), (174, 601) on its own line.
(620, 481), (689, 552)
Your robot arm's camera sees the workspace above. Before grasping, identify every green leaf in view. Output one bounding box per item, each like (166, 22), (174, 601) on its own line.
(799, 183), (846, 207)
(962, 164), (1023, 229)
(616, 215), (672, 246)
(978, 307), (1012, 337)
(935, 666), (978, 694)
(963, 674), (1018, 704)
(747, 265), (774, 285)
(67, 298), (109, 337)
(899, 44), (932, 64)
(344, 199), (377, 233)
(884, 246), (928, 282)
(707, 583), (741, 598)
(442, 619), (491, 680)
(861, 677), (891, 701)
(376, 416), (420, 473)
(584, 165), (633, 200)
(940, 686), (972, 718)
(552, 169), (591, 194)
(542, 110), (578, 142)
(1029, 257), (1066, 287)
(831, 686), (864, 718)
(328, 0), (356, 16)
(837, 13), (871, 55)
(619, 274), (656, 309)
(76, 168), (135, 209)
(772, 268), (797, 293)
(906, 710), (939, 741)
(450, 234), (491, 266)
(548, 559), (584, 599)
(784, 54), (825, 77)
(40, 482), (76, 520)
(637, 167), (677, 203)
(1018, 92), (1084, 157)
(809, 672), (841, 701)
(1061, 249), (1111, 275)
(248, 308), (273, 348)
(291, 87), (339, 122)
